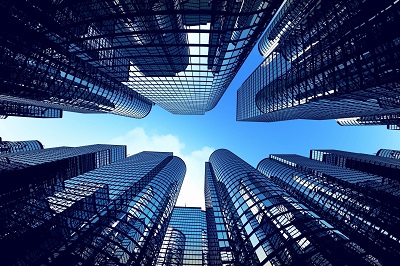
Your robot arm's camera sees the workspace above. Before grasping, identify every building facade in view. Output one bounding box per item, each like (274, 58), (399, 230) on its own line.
(237, 0), (400, 129)
(1, 0), (283, 117)
(1, 143), (186, 266)
(377, 148), (400, 159)
(0, 138), (43, 154)
(257, 150), (400, 264)
(310, 149), (400, 182)
(206, 149), (379, 265)
(156, 206), (208, 266)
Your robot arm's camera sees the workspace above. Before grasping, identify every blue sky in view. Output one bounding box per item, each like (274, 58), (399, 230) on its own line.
(1, 44), (399, 209)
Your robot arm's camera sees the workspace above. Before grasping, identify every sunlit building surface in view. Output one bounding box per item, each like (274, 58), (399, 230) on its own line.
(0, 138), (43, 154)
(237, 0), (400, 129)
(377, 148), (400, 159)
(258, 150), (400, 264)
(1, 0), (283, 118)
(157, 206), (207, 266)
(206, 149), (379, 265)
(1, 146), (186, 265)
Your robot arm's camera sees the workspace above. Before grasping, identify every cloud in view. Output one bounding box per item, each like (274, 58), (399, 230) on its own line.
(111, 127), (214, 209)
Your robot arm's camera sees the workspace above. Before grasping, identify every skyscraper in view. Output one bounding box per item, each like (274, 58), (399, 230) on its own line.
(1, 0), (282, 118)
(237, 0), (400, 129)
(206, 149), (379, 265)
(257, 150), (400, 264)
(0, 144), (128, 265)
(0, 138), (43, 154)
(156, 206), (207, 265)
(1, 144), (186, 265)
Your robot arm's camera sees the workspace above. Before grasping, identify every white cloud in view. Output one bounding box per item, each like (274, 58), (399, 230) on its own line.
(111, 127), (214, 209)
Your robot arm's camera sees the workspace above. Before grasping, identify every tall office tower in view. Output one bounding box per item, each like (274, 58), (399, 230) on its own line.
(207, 149), (379, 265)
(237, 0), (400, 129)
(0, 144), (127, 264)
(377, 148), (400, 159)
(310, 149), (400, 182)
(0, 0), (153, 119)
(156, 206), (207, 265)
(0, 138), (43, 154)
(1, 0), (283, 117)
(2, 150), (186, 265)
(258, 152), (400, 264)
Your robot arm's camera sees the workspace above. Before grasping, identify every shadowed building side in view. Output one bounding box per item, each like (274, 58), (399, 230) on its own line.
(1, 150), (186, 266)
(237, 0), (400, 129)
(258, 155), (400, 265)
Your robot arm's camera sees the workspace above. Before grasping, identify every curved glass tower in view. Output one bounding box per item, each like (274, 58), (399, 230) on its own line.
(258, 154), (400, 264)
(207, 149), (379, 265)
(0, 138), (43, 154)
(237, 0), (400, 129)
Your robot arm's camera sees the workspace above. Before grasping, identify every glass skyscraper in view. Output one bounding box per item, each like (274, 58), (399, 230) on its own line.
(237, 0), (400, 129)
(206, 149), (379, 265)
(1, 144), (186, 266)
(2, 140), (399, 265)
(1, 0), (283, 118)
(156, 206), (207, 265)
(257, 150), (400, 264)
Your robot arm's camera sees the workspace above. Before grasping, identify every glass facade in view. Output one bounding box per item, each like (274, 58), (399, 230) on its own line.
(1, 0), (282, 117)
(2, 149), (186, 265)
(204, 162), (238, 265)
(337, 114), (400, 130)
(258, 151), (400, 264)
(237, 0), (400, 129)
(0, 138), (43, 155)
(1, 0), (153, 119)
(0, 100), (62, 118)
(377, 149), (400, 159)
(310, 149), (400, 182)
(207, 149), (378, 265)
(0, 144), (127, 204)
(1, 144), (126, 264)
(157, 206), (207, 266)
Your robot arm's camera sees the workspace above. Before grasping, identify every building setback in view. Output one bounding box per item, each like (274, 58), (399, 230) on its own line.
(1, 145), (186, 265)
(206, 149), (379, 265)
(1, 0), (283, 117)
(237, 0), (400, 129)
